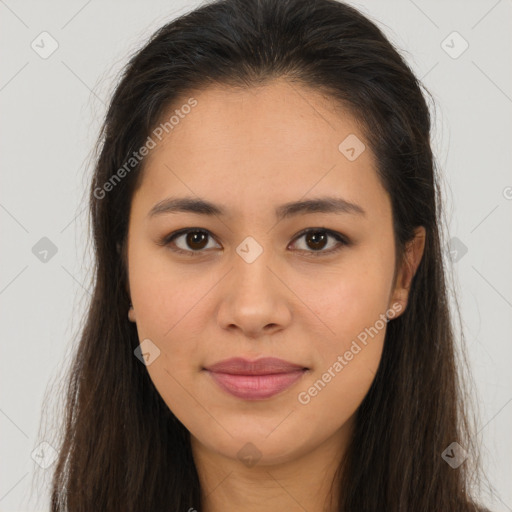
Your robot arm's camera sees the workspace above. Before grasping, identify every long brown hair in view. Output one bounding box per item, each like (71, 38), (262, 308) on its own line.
(43, 0), (490, 510)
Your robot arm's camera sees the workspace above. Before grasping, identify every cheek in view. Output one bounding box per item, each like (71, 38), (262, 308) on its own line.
(128, 243), (211, 340)
(297, 261), (391, 403)
(296, 282), (387, 424)
(298, 339), (383, 429)
(299, 264), (392, 340)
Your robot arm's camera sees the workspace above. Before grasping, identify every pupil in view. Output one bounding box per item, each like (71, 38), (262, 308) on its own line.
(307, 231), (326, 250)
(187, 231), (208, 249)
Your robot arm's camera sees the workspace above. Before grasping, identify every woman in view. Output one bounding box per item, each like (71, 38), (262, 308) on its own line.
(48, 0), (491, 510)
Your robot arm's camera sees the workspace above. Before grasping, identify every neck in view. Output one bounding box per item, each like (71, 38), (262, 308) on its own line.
(191, 419), (353, 512)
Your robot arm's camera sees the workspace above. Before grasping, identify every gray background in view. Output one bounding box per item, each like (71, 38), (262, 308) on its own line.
(0, 0), (511, 510)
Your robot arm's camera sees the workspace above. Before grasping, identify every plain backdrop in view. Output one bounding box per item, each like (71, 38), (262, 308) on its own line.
(0, 0), (511, 510)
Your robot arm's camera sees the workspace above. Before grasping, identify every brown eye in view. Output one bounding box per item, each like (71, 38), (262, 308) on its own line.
(163, 229), (221, 255)
(290, 228), (348, 256)
(304, 231), (328, 250)
(160, 227), (348, 258)
(184, 231), (209, 250)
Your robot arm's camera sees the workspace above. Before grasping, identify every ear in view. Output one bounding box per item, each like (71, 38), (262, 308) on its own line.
(389, 226), (426, 317)
(128, 304), (136, 323)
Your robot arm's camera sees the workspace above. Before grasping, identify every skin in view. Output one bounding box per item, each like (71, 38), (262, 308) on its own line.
(126, 78), (425, 512)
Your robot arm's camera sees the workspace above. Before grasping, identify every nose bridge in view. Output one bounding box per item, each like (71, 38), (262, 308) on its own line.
(216, 233), (290, 336)
(232, 234), (276, 297)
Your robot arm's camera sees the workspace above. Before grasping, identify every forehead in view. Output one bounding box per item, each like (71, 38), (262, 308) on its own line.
(133, 78), (390, 223)
(154, 79), (364, 159)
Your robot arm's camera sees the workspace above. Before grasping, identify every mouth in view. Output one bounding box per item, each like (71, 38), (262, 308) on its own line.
(202, 357), (309, 400)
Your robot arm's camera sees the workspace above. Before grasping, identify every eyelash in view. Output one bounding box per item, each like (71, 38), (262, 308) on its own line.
(157, 227), (350, 258)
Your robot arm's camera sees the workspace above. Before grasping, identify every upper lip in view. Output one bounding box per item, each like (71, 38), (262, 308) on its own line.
(204, 357), (308, 375)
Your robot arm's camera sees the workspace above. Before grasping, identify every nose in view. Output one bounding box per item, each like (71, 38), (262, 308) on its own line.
(216, 249), (292, 339)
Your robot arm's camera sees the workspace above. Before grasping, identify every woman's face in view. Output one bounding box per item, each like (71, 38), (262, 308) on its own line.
(126, 79), (424, 468)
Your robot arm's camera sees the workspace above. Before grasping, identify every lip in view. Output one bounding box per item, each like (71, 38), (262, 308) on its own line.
(204, 357), (307, 375)
(203, 357), (309, 400)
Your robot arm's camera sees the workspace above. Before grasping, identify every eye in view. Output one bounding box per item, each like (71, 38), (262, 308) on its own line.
(289, 228), (349, 257)
(158, 227), (349, 257)
(159, 228), (221, 256)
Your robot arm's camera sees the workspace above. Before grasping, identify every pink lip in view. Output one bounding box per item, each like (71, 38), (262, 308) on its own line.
(203, 357), (308, 400)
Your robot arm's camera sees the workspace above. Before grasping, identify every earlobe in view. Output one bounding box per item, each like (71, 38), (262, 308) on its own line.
(389, 290), (408, 317)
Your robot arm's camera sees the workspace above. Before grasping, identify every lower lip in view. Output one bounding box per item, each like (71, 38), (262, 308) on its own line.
(205, 370), (307, 400)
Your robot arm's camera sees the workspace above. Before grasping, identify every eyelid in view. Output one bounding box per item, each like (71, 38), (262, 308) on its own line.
(288, 228), (349, 256)
(158, 227), (349, 256)
(158, 228), (221, 255)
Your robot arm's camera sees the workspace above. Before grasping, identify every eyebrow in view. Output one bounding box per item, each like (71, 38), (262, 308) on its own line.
(147, 195), (366, 220)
